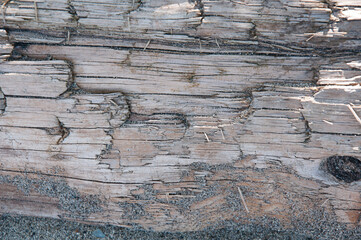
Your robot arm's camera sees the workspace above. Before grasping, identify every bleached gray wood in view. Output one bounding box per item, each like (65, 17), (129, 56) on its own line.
(0, 0), (361, 233)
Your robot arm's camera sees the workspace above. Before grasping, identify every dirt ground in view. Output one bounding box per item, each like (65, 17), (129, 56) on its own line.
(1, 214), (360, 240)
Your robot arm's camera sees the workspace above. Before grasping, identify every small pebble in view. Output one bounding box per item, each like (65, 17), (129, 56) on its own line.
(92, 229), (105, 238)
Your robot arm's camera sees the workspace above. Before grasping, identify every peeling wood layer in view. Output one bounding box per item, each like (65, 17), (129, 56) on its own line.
(1, 0), (361, 51)
(0, 0), (361, 234)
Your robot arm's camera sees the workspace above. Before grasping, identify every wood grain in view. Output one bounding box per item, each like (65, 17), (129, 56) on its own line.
(0, 0), (361, 233)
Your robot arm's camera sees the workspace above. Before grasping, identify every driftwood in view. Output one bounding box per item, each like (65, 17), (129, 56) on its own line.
(0, 0), (361, 234)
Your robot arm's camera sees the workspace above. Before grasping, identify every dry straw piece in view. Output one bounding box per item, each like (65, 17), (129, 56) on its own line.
(237, 187), (249, 213)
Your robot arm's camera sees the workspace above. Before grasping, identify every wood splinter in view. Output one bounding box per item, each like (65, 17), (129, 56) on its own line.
(237, 187), (249, 213)
(220, 128), (225, 140)
(204, 132), (210, 142)
(305, 33), (315, 42)
(1, 0), (11, 9)
(215, 39), (220, 49)
(321, 199), (329, 207)
(143, 39), (151, 51)
(347, 104), (361, 126)
(109, 99), (119, 106)
(323, 120), (333, 125)
(1, 0), (12, 25)
(34, 0), (38, 22)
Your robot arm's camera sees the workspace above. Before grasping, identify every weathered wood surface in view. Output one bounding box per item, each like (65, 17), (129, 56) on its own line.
(0, 0), (361, 233)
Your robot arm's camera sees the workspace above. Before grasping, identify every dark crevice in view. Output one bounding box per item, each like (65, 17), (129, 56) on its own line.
(0, 87), (6, 114)
(323, 0), (337, 25)
(67, 0), (80, 24)
(4, 95), (58, 100)
(55, 117), (70, 144)
(7, 29), (361, 57)
(300, 112), (312, 143)
(248, 22), (258, 40)
(310, 131), (361, 137)
(190, 0), (205, 28)
(325, 155), (361, 183)
(65, 0), (82, 42)
(125, 0), (142, 15)
(124, 112), (190, 130)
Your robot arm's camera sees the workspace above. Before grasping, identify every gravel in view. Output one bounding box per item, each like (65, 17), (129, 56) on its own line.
(1, 213), (361, 240)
